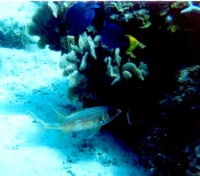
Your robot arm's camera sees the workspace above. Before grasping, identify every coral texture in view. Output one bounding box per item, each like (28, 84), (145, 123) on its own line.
(122, 62), (148, 81)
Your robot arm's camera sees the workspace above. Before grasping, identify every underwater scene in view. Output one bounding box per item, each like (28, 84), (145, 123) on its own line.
(0, 1), (200, 176)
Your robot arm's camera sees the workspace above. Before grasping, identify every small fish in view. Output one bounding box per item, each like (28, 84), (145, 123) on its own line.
(65, 2), (99, 35)
(30, 106), (121, 137)
(101, 23), (128, 49)
(125, 35), (146, 58)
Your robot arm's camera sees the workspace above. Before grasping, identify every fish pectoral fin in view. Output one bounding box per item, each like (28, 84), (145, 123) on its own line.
(87, 126), (101, 139)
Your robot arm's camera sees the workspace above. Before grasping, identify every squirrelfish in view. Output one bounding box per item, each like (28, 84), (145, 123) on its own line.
(30, 106), (121, 136)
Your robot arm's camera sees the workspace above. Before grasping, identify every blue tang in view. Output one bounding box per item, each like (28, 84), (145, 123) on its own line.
(101, 23), (128, 49)
(65, 1), (99, 35)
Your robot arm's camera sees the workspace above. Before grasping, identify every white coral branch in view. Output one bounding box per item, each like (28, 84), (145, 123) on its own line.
(181, 1), (200, 13)
(88, 36), (97, 59)
(79, 52), (89, 71)
(114, 48), (121, 66)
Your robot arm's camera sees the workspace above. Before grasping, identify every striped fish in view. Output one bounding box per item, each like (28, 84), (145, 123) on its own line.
(30, 106), (121, 137)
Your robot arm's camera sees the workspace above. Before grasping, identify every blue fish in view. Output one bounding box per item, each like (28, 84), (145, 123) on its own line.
(101, 23), (128, 49)
(65, 1), (99, 35)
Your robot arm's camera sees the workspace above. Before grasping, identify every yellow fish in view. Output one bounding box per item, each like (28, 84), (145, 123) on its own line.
(30, 106), (122, 137)
(125, 35), (146, 58)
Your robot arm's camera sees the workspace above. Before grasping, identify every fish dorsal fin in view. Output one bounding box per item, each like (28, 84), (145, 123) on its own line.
(45, 100), (66, 124)
(86, 2), (100, 9)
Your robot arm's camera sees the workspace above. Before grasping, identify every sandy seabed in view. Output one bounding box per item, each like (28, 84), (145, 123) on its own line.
(0, 45), (148, 176)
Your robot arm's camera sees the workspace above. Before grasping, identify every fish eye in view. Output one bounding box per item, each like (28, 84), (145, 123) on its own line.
(107, 107), (121, 118)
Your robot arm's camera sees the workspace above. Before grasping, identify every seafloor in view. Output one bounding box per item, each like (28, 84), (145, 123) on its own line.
(0, 1), (200, 176)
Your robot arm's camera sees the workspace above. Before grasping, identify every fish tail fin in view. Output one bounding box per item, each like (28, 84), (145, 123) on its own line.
(45, 100), (66, 123)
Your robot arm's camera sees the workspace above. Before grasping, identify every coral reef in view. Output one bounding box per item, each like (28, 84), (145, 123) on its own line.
(59, 29), (148, 103)
(28, 1), (200, 176)
(104, 1), (151, 28)
(0, 17), (33, 49)
(27, 2), (72, 50)
(66, 70), (88, 104)
(59, 32), (99, 103)
(155, 65), (200, 175)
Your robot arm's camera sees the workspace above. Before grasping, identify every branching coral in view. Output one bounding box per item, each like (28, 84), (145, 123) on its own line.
(105, 2), (134, 13)
(104, 1), (151, 28)
(59, 32), (100, 103)
(133, 9), (151, 29)
(104, 2), (135, 22)
(71, 32), (97, 60)
(60, 32), (97, 77)
(104, 50), (148, 85)
(59, 51), (78, 76)
(104, 48), (121, 85)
